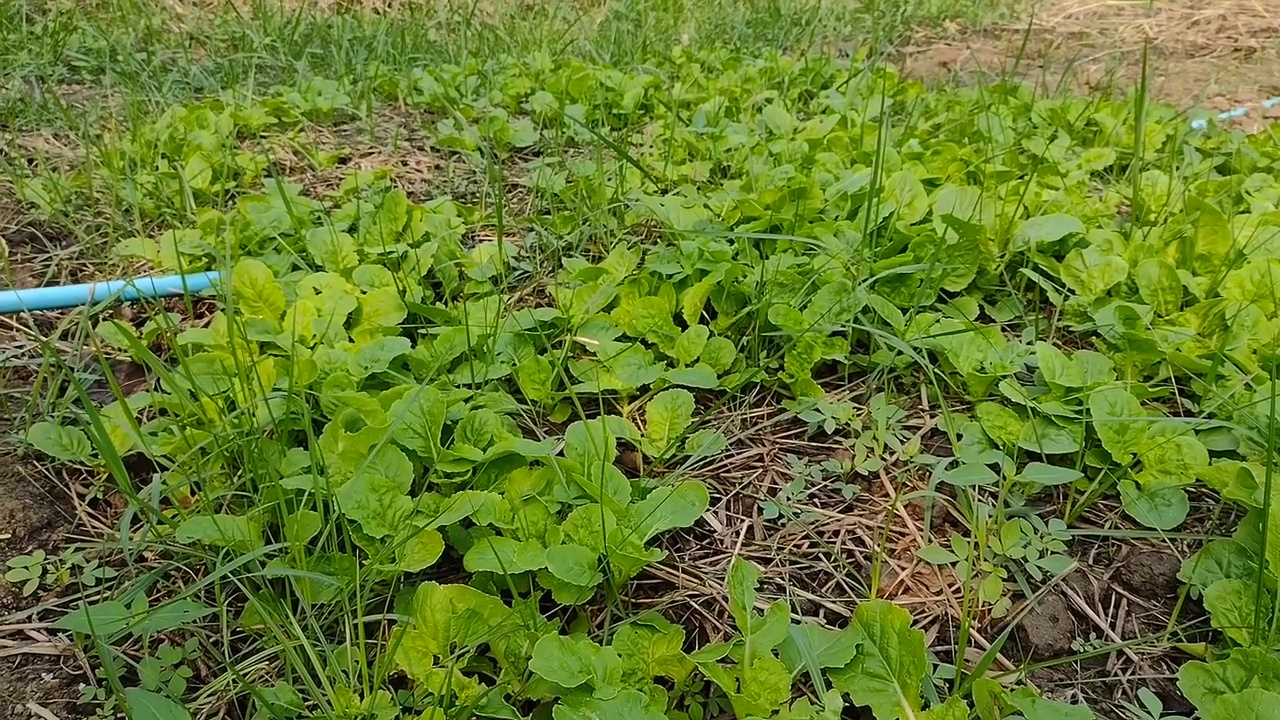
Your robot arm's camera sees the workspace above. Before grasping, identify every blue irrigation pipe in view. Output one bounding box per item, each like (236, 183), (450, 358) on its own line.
(0, 271), (221, 314)
(1190, 96), (1280, 131)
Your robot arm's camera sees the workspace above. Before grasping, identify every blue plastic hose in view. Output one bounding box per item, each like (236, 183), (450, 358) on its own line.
(0, 271), (221, 314)
(1190, 97), (1280, 131)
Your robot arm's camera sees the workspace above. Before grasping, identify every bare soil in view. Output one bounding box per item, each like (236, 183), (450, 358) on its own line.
(901, 0), (1280, 131)
(0, 456), (87, 719)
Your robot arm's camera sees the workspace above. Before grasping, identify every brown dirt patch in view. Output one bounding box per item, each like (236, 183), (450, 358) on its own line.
(902, 0), (1280, 131)
(0, 459), (78, 616)
(0, 656), (87, 720)
(263, 119), (483, 205)
(0, 457), (86, 719)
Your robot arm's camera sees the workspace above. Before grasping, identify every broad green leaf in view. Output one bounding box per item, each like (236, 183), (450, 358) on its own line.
(1135, 257), (1182, 315)
(565, 418), (617, 469)
(305, 227), (359, 273)
(663, 364), (719, 388)
(630, 481), (709, 541)
(1200, 461), (1262, 507)
(642, 388), (695, 457)
(701, 336), (737, 372)
(615, 295), (679, 343)
(941, 462), (999, 487)
(673, 325), (710, 365)
(920, 697), (969, 720)
(26, 422), (93, 463)
(1059, 246), (1128, 300)
(124, 687), (192, 720)
(389, 385), (448, 460)
(736, 655), (793, 717)
(284, 510), (323, 545)
(406, 582), (515, 655)
(1223, 259), (1280, 315)
(685, 428), (727, 457)
(1138, 426), (1209, 486)
(422, 490), (501, 528)
(354, 287), (408, 338)
(916, 544), (961, 564)
(613, 618), (692, 682)
(1089, 385), (1148, 463)
(545, 544), (602, 587)
(515, 354), (556, 405)
(1208, 690), (1280, 720)
(397, 529), (445, 572)
(358, 188), (409, 249)
(1180, 649), (1280, 718)
(130, 599), (215, 635)
(522, 632), (616, 691)
(54, 600), (133, 638)
(553, 688), (665, 720)
(778, 623), (859, 681)
(1017, 418), (1083, 455)
(1016, 462), (1083, 486)
(231, 258), (286, 320)
(1014, 213), (1084, 249)
(175, 514), (263, 550)
(1119, 479), (1188, 530)
(335, 450), (414, 539)
(352, 336), (411, 377)
(564, 419), (630, 508)
(1006, 688), (1093, 720)
(726, 557), (759, 632)
(975, 403), (1022, 448)
(1179, 539), (1259, 592)
(831, 600), (926, 720)
(463, 536), (546, 574)
(933, 184), (984, 241)
(1204, 578), (1271, 646)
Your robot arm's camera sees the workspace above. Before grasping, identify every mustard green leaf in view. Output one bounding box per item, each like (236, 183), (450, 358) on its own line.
(830, 600), (926, 720)
(463, 536), (546, 574)
(1119, 479), (1188, 530)
(642, 388), (695, 458)
(1180, 649), (1280, 718)
(175, 514), (263, 550)
(396, 528), (445, 572)
(1135, 257), (1183, 315)
(1208, 690), (1280, 720)
(545, 544), (602, 587)
(26, 422), (94, 463)
(1059, 247), (1128, 300)
(1204, 578), (1271, 646)
(231, 258), (286, 320)
(630, 481), (709, 541)
(1017, 418), (1083, 455)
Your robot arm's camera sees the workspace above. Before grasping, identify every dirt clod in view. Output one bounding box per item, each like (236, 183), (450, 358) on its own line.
(1016, 593), (1078, 660)
(1117, 549), (1182, 599)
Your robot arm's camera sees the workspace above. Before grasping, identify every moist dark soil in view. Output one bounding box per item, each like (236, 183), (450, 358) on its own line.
(1003, 542), (1200, 716)
(0, 657), (86, 720)
(0, 455), (87, 719)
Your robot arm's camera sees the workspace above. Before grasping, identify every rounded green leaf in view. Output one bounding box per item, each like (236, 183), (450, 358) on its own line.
(1017, 418), (1083, 455)
(941, 462), (999, 487)
(26, 422), (93, 463)
(1016, 462), (1083, 486)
